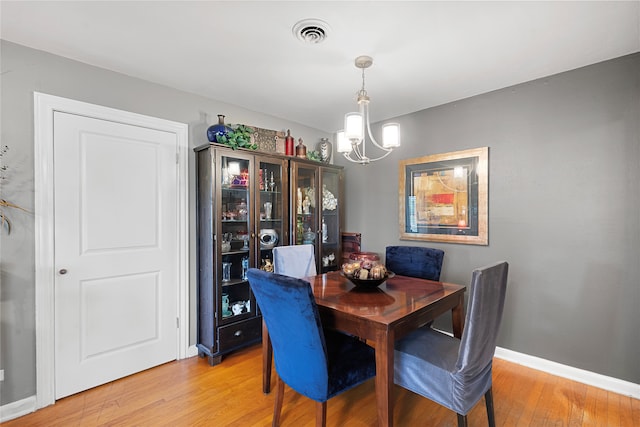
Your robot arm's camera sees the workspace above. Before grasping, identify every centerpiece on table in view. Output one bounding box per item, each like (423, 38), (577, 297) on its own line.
(341, 258), (394, 288)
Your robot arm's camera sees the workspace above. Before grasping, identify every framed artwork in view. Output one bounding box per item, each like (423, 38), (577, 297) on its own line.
(399, 147), (488, 245)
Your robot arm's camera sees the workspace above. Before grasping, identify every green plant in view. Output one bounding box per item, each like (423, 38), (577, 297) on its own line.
(216, 124), (258, 150)
(307, 150), (322, 162)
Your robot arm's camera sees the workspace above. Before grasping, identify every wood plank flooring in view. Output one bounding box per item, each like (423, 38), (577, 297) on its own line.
(5, 344), (638, 426)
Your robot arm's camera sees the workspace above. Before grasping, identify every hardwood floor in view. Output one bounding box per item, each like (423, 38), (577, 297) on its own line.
(6, 344), (638, 426)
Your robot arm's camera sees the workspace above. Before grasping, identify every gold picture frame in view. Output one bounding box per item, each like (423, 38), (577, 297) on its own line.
(399, 147), (488, 245)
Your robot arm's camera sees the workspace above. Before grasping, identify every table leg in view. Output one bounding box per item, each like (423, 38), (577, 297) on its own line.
(374, 329), (394, 427)
(262, 319), (272, 394)
(451, 293), (465, 339)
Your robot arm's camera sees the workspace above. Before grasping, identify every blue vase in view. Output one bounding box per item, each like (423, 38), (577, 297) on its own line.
(207, 114), (232, 143)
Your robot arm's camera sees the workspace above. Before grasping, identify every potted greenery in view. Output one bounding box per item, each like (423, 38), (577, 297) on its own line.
(216, 124), (258, 150)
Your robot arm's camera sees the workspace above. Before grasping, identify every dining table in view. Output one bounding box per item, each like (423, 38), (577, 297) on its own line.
(262, 270), (467, 427)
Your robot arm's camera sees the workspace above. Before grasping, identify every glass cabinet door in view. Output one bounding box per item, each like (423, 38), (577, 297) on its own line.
(256, 156), (288, 271)
(319, 167), (342, 272)
(291, 163), (319, 249)
(290, 160), (343, 273)
(218, 152), (254, 322)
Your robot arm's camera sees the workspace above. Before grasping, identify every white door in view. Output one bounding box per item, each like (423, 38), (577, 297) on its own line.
(53, 111), (178, 399)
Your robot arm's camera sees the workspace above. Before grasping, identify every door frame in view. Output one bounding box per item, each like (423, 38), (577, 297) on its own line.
(33, 92), (190, 408)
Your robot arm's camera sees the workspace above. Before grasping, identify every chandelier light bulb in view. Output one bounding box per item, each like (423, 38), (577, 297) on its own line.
(344, 113), (364, 142)
(336, 131), (351, 153)
(382, 123), (400, 148)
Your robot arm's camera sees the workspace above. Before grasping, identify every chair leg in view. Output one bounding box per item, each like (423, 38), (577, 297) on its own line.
(263, 320), (273, 394)
(485, 387), (496, 427)
(272, 375), (285, 427)
(456, 413), (468, 427)
(315, 401), (327, 427)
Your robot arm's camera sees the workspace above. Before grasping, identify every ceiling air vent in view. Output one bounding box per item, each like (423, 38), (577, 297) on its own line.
(292, 19), (330, 44)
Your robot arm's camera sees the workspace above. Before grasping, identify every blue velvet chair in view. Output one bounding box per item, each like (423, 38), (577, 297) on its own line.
(393, 261), (509, 427)
(263, 244), (317, 393)
(385, 245), (444, 281)
(247, 268), (376, 427)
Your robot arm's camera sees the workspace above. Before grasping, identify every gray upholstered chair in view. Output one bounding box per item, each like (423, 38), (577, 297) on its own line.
(385, 245), (444, 281)
(248, 269), (376, 427)
(393, 261), (509, 427)
(273, 244), (316, 277)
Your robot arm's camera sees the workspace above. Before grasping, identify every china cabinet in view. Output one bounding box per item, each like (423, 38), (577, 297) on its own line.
(195, 144), (288, 365)
(290, 159), (344, 273)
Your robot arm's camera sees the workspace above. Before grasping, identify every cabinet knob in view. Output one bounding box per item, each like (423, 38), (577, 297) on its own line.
(234, 330), (243, 337)
(59, 269), (68, 275)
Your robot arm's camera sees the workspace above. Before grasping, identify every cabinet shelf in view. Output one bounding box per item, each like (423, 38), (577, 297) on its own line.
(220, 250), (249, 256)
(221, 279), (247, 287)
(320, 240), (339, 246)
(222, 186), (249, 191)
(221, 312), (250, 321)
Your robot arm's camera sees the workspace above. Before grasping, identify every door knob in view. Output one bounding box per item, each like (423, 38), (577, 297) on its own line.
(59, 269), (68, 275)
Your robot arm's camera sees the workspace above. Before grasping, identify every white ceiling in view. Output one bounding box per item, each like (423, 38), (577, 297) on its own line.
(2, 1), (639, 132)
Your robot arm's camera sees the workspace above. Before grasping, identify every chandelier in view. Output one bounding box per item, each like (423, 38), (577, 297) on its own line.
(337, 56), (400, 165)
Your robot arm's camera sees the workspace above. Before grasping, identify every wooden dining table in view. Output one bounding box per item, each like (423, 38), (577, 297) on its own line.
(262, 271), (467, 427)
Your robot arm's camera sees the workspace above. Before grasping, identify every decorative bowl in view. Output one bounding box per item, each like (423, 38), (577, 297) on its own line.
(259, 228), (279, 249)
(341, 271), (395, 288)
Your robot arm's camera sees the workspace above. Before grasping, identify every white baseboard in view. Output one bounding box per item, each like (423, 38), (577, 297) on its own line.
(187, 344), (199, 358)
(0, 395), (37, 423)
(431, 328), (640, 399)
(494, 347), (640, 399)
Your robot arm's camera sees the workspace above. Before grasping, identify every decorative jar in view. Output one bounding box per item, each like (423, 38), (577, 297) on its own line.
(207, 114), (232, 143)
(302, 229), (316, 245)
(317, 138), (333, 163)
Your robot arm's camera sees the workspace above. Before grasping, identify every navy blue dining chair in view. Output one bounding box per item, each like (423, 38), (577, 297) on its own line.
(385, 245), (445, 281)
(262, 244), (317, 393)
(393, 261), (509, 427)
(247, 268), (376, 427)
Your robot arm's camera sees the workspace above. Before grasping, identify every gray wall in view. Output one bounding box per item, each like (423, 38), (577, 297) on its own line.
(0, 40), (331, 405)
(1, 39), (638, 407)
(336, 52), (640, 384)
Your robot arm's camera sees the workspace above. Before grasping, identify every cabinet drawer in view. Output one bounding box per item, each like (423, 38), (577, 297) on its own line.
(218, 316), (262, 353)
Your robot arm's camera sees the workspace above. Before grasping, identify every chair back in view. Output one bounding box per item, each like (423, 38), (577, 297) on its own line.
(273, 244), (317, 278)
(456, 261), (509, 376)
(247, 268), (329, 401)
(385, 245), (444, 281)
